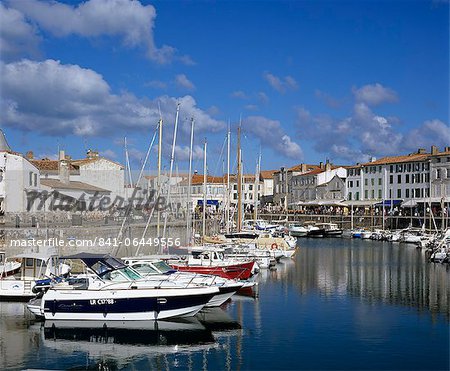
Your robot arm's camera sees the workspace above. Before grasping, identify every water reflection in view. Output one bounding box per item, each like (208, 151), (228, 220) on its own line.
(264, 239), (449, 317)
(0, 300), (245, 370)
(0, 239), (448, 370)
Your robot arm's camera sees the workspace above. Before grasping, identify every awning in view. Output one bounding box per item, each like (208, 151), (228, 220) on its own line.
(343, 200), (379, 207)
(374, 199), (403, 207)
(197, 199), (219, 206)
(291, 200), (344, 206)
(401, 200), (417, 208)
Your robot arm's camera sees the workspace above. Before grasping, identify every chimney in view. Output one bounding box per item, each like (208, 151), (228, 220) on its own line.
(301, 163), (307, 172)
(445, 146), (450, 152)
(59, 150), (65, 161)
(370, 156), (376, 163)
(59, 159), (70, 184)
(325, 159), (331, 171)
(417, 148), (426, 154)
(319, 161), (324, 170)
(25, 151), (34, 160)
(431, 145), (438, 155)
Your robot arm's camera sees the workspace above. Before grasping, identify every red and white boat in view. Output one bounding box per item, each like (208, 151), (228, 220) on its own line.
(167, 248), (257, 281)
(0, 251), (21, 278)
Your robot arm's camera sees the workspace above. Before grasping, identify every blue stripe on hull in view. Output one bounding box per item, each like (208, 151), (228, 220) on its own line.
(44, 293), (215, 315)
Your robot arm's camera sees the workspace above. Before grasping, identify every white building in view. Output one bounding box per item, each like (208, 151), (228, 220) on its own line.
(259, 170), (275, 206)
(0, 131), (41, 213)
(31, 150), (124, 202)
(291, 162), (347, 203)
(430, 146), (450, 200)
(346, 149), (432, 204)
(273, 163), (320, 207)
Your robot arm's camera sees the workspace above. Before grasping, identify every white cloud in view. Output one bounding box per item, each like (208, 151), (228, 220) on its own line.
(100, 149), (117, 159)
(0, 59), (225, 139)
(295, 102), (403, 162)
(352, 83), (398, 106)
(403, 119), (450, 151)
(257, 92), (269, 104)
(244, 116), (303, 160)
(263, 72), (298, 93)
(314, 89), (343, 109)
(174, 145), (204, 161)
(175, 74), (195, 91)
(144, 80), (167, 90)
(7, 0), (190, 64)
(0, 2), (41, 61)
(231, 91), (248, 99)
(244, 105), (258, 111)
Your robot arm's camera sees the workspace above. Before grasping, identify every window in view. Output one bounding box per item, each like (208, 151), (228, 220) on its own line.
(365, 179), (368, 186)
(371, 178), (374, 186)
(378, 166), (382, 173)
(437, 169), (441, 179)
(389, 189), (392, 198)
(356, 180), (360, 187)
(378, 178), (382, 186)
(33, 173), (37, 187)
(348, 192), (352, 200)
(364, 190), (368, 199)
(415, 188), (421, 197)
(371, 190), (375, 199)
(355, 192), (360, 200)
(29, 172), (33, 186)
(390, 165), (393, 173)
(389, 175), (393, 184)
(405, 174), (409, 183)
(407, 164), (411, 172)
(397, 189), (401, 198)
(397, 175), (401, 184)
(406, 189), (409, 198)
(348, 180), (353, 188)
(249, 184), (253, 190)
(378, 189), (382, 199)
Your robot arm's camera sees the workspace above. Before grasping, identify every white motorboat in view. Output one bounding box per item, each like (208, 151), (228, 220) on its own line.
(361, 231), (373, 239)
(123, 257), (243, 307)
(288, 223), (308, 237)
(315, 223), (343, 237)
(0, 249), (70, 300)
(27, 253), (218, 321)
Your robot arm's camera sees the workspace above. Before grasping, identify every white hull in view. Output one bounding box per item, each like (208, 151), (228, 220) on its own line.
(43, 304), (206, 321)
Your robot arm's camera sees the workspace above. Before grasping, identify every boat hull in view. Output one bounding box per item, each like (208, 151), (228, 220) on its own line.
(170, 262), (255, 280)
(37, 287), (217, 321)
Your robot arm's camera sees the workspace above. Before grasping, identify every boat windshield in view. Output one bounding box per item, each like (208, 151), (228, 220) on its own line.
(152, 261), (172, 273)
(132, 263), (159, 275)
(103, 267), (142, 281)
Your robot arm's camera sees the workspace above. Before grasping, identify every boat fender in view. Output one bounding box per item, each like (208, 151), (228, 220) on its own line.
(271, 243), (278, 250)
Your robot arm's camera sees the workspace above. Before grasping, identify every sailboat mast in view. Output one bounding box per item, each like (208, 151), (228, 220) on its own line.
(157, 117), (163, 238)
(124, 136), (133, 189)
(226, 125), (231, 233)
(186, 118), (195, 245)
(202, 139), (207, 237)
(237, 125), (242, 232)
(163, 103), (180, 239)
(254, 152), (261, 220)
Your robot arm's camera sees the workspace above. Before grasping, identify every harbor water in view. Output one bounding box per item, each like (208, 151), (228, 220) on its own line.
(1, 238), (449, 370)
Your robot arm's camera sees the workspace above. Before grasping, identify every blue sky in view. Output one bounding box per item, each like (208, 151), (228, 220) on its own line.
(0, 0), (448, 175)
